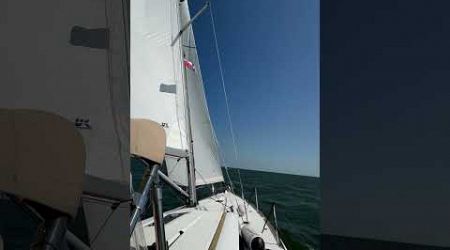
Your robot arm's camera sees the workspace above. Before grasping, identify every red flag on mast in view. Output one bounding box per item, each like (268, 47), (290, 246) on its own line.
(183, 58), (195, 71)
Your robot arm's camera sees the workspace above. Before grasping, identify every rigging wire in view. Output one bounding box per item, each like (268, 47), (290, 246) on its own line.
(208, 1), (239, 166)
(90, 199), (131, 244)
(208, 1), (239, 194)
(237, 169), (244, 199)
(103, 0), (127, 182)
(121, 0), (130, 90)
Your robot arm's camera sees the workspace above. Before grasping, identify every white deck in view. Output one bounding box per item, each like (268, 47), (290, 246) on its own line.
(133, 191), (286, 250)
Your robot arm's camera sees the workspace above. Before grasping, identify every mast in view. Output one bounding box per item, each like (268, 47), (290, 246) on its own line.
(178, 0), (201, 206)
(183, 52), (197, 205)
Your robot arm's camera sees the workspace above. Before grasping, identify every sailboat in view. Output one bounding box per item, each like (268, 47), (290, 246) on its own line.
(0, 0), (130, 249)
(130, 0), (287, 249)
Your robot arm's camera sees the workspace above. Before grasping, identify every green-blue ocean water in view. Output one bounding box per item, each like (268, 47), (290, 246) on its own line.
(225, 168), (320, 250)
(131, 160), (320, 250)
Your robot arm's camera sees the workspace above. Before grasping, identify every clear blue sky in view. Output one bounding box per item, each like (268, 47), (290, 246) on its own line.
(190, 0), (319, 177)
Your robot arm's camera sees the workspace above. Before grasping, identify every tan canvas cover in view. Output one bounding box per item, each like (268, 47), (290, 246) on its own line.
(130, 119), (166, 164)
(0, 109), (85, 217)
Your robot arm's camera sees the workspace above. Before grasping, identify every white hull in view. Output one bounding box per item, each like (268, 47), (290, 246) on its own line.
(132, 191), (286, 250)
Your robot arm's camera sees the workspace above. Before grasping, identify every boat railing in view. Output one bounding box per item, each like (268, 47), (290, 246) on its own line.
(255, 187), (259, 211)
(261, 202), (282, 246)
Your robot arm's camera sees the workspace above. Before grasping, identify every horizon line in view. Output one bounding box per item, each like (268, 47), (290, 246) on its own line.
(223, 166), (320, 178)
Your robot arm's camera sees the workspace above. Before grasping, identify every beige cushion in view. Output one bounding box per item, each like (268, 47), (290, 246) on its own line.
(130, 119), (166, 164)
(0, 109), (85, 217)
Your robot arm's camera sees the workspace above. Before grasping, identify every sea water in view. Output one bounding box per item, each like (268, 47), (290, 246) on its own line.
(225, 168), (320, 250)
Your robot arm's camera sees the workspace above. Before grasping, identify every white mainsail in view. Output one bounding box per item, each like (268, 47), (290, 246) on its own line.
(130, 0), (188, 154)
(0, 0), (129, 249)
(131, 0), (223, 186)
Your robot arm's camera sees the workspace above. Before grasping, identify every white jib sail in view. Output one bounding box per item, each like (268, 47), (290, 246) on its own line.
(131, 0), (223, 186)
(179, 0), (224, 185)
